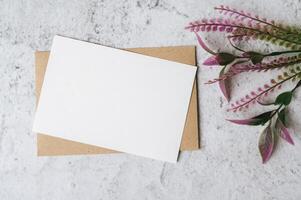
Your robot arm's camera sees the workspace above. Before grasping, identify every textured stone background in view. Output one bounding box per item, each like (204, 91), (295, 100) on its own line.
(1, 0), (301, 199)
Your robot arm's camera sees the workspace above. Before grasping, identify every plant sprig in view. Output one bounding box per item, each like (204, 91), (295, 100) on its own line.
(229, 80), (300, 163)
(187, 5), (301, 163)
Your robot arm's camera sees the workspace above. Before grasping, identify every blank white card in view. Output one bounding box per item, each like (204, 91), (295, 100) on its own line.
(33, 36), (197, 163)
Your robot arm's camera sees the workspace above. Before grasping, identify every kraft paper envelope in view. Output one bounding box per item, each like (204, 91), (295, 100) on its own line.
(33, 36), (196, 162)
(36, 45), (199, 157)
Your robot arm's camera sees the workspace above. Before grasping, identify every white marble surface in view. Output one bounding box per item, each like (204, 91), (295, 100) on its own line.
(1, 0), (301, 199)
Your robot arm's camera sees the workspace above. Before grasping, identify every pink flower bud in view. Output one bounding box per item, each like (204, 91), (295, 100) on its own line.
(203, 55), (219, 65)
(203, 53), (236, 66)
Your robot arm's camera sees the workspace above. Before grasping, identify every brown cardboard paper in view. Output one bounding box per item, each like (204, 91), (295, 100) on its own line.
(36, 46), (199, 156)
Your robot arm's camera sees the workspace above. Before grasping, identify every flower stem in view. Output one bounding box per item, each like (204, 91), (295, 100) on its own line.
(291, 80), (301, 92)
(229, 72), (301, 111)
(265, 50), (301, 57)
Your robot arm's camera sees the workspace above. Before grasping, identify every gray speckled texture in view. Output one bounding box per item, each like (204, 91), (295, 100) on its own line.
(1, 0), (301, 199)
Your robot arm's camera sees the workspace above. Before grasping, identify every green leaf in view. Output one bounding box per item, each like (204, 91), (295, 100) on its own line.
(217, 53), (236, 65)
(227, 111), (273, 126)
(274, 91), (293, 106)
(250, 111), (273, 125)
(244, 52), (264, 64)
(258, 124), (278, 163)
(275, 117), (294, 145)
(278, 108), (286, 126)
(218, 66), (231, 102)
